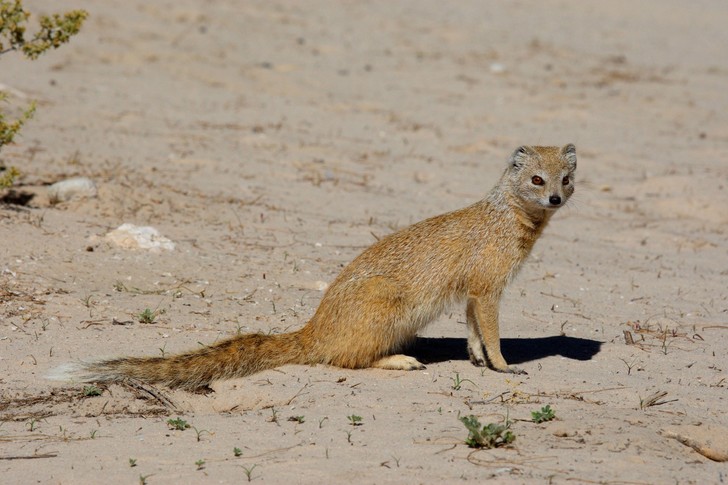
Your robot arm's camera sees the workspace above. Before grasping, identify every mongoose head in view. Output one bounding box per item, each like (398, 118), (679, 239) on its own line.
(506, 144), (577, 212)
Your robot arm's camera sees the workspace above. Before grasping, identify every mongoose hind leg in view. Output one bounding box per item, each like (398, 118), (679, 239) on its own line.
(371, 354), (425, 371)
(466, 297), (526, 375)
(316, 275), (418, 370)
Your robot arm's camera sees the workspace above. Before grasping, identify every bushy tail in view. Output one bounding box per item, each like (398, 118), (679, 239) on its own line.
(48, 330), (310, 391)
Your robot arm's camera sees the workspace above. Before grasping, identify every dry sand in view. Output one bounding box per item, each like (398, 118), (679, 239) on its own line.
(1, 1), (727, 483)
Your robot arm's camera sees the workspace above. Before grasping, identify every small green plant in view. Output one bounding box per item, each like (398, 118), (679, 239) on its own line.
(233, 447), (242, 457)
(347, 414), (363, 426)
(81, 294), (94, 308)
(83, 385), (102, 397)
(241, 464), (258, 482)
(167, 417), (190, 431)
(659, 327), (679, 355)
(139, 474), (151, 485)
(287, 415), (305, 424)
(129, 458), (137, 467)
(192, 426), (210, 442)
(89, 429), (98, 439)
(26, 418), (38, 431)
(450, 372), (476, 391)
(268, 407), (279, 424)
(459, 415), (515, 449)
(195, 459), (205, 470)
(138, 308), (157, 324)
(531, 405), (556, 423)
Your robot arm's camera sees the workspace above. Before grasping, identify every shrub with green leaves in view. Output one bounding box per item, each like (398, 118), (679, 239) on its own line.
(167, 417), (190, 431)
(82, 385), (102, 397)
(0, 0), (87, 188)
(0, 98), (31, 188)
(531, 405), (556, 423)
(459, 415), (515, 449)
(138, 308), (157, 324)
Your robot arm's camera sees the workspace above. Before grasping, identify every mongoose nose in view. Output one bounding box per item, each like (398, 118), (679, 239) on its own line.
(549, 195), (562, 206)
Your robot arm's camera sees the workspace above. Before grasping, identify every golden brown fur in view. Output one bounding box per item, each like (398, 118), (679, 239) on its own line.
(49, 145), (577, 390)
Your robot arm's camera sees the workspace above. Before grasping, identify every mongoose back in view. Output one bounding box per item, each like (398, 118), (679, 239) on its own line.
(50, 144), (577, 391)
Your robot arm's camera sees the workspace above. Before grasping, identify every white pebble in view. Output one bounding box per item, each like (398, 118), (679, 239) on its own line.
(48, 177), (97, 203)
(105, 223), (175, 252)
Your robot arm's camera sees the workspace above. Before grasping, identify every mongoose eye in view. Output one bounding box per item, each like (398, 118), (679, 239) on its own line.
(562, 176), (570, 185)
(531, 175), (544, 186)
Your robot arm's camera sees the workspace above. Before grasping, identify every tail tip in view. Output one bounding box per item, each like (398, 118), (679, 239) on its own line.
(46, 362), (88, 383)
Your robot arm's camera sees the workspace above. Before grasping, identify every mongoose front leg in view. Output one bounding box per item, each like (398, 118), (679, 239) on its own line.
(466, 297), (525, 374)
(466, 299), (488, 366)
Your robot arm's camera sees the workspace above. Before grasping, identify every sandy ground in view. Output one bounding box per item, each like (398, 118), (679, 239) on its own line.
(2, 1), (728, 483)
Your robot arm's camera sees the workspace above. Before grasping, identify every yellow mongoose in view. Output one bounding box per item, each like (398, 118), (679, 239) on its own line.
(50, 144), (577, 391)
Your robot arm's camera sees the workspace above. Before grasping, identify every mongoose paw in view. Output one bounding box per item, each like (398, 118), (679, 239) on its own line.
(475, 361), (527, 375)
(469, 356), (487, 367)
(402, 358), (427, 371)
(372, 354), (426, 371)
(498, 365), (527, 375)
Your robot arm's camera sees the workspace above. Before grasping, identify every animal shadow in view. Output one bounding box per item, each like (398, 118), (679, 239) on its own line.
(410, 335), (602, 366)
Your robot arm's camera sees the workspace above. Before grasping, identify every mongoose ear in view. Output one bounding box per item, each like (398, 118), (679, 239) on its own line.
(510, 146), (531, 170)
(562, 144), (577, 171)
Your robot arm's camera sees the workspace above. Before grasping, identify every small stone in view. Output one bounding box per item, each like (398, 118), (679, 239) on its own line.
(607, 439), (630, 452)
(489, 62), (506, 74)
(414, 171), (432, 184)
(547, 422), (578, 438)
(48, 177), (97, 204)
(301, 280), (329, 291)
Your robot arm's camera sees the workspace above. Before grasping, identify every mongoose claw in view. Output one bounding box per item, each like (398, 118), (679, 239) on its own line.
(482, 364), (527, 375)
(502, 365), (527, 375)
